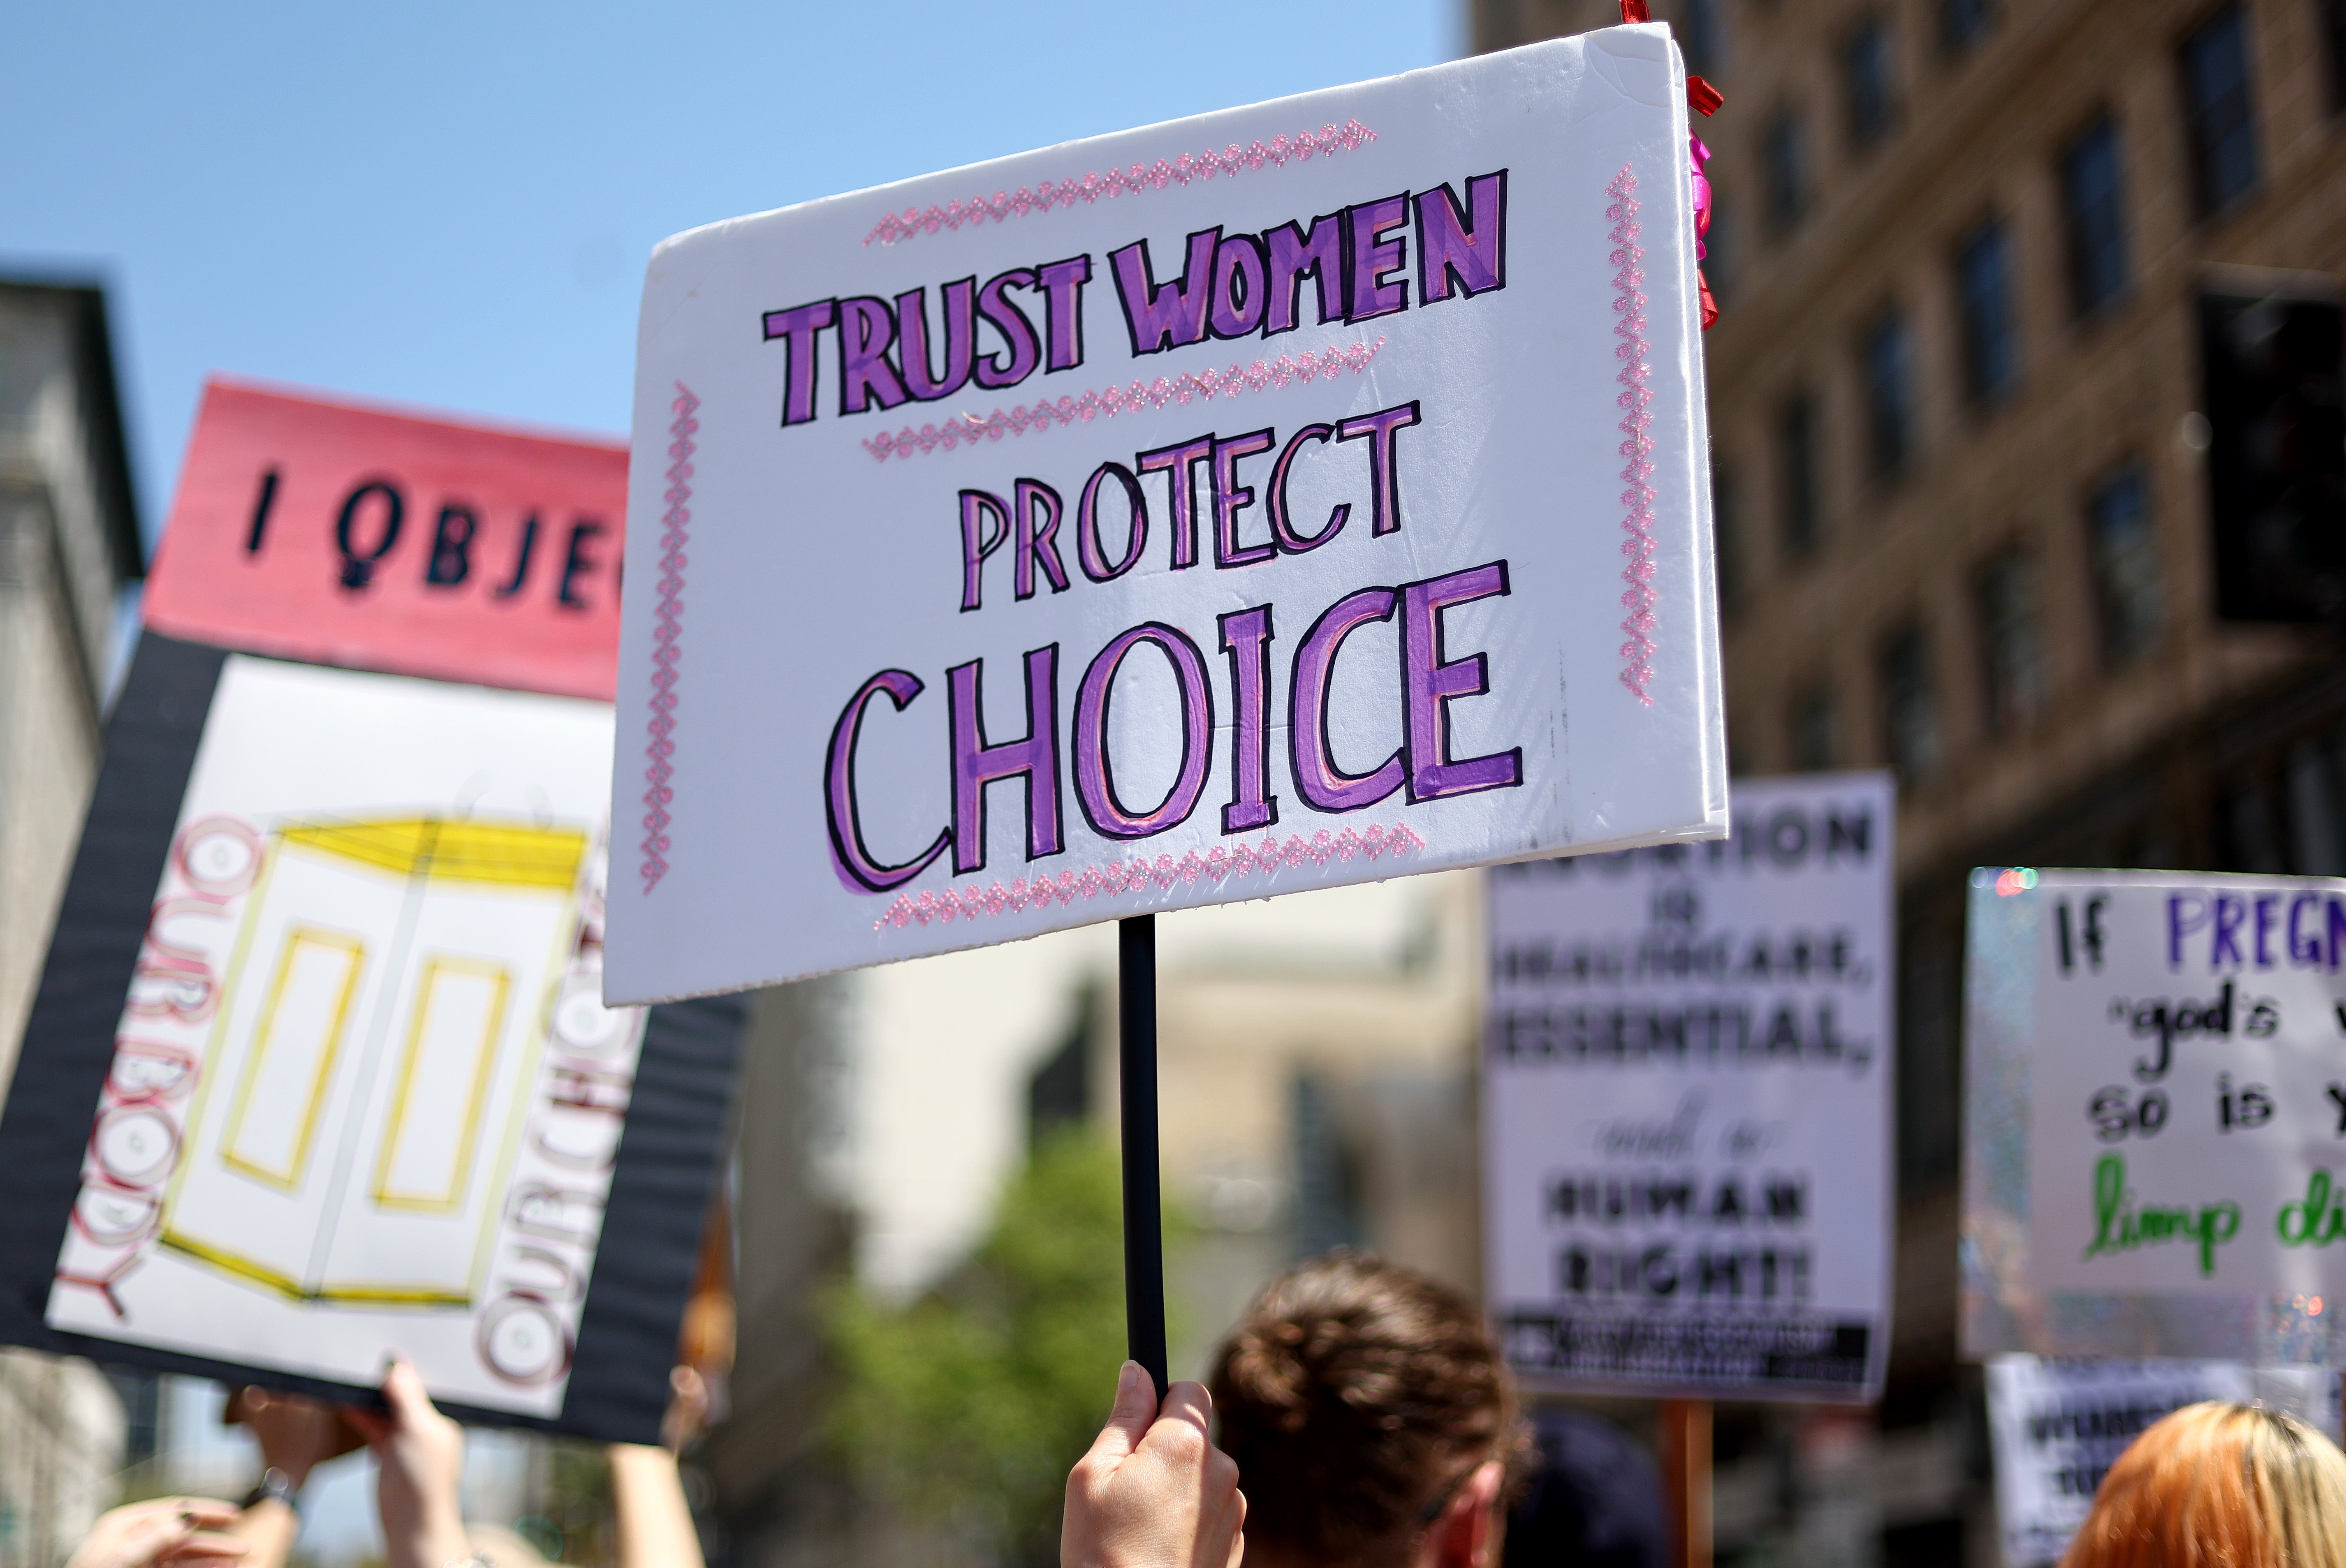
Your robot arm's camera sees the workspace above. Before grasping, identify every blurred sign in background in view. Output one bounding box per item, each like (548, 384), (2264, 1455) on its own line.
(1486, 772), (1894, 1402)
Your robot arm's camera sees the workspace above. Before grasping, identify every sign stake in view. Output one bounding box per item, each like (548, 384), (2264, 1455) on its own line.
(1660, 1398), (1712, 1568)
(1118, 914), (1168, 1399)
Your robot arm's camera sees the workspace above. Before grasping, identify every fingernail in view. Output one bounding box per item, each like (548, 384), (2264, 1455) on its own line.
(1117, 1361), (1144, 1400)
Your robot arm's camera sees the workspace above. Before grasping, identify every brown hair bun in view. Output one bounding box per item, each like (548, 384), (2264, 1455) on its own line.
(1209, 1250), (1517, 1565)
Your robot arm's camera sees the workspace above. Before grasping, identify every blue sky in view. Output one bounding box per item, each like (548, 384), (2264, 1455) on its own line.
(5, 2), (1454, 552)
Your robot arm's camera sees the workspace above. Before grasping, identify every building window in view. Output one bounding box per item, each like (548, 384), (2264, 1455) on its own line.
(2181, 5), (2260, 216)
(2286, 729), (2346, 876)
(2220, 778), (2287, 874)
(1682, 0), (1725, 76)
(1844, 17), (1897, 152)
(2327, 0), (2346, 112)
(2060, 118), (2130, 317)
(1956, 218), (2017, 405)
(1790, 683), (1839, 770)
(1977, 550), (2047, 731)
(1713, 462), (1745, 610)
(1880, 624), (1941, 783)
(1943, 0), (1993, 53)
(1765, 109), (1811, 237)
(2087, 462), (2163, 664)
(1862, 308), (1913, 477)
(1778, 393), (1821, 558)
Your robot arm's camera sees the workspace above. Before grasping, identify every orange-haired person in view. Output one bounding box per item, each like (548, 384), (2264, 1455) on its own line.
(2062, 1401), (2346, 1568)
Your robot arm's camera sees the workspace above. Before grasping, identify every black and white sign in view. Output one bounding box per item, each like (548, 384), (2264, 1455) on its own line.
(1484, 772), (1894, 1400)
(1986, 1355), (2340, 1566)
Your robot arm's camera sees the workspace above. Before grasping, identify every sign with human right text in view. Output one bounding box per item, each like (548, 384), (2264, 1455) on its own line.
(1483, 773), (1894, 1401)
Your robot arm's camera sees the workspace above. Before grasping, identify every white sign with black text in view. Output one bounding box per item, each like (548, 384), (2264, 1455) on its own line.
(1484, 772), (1895, 1400)
(1986, 1355), (2341, 1567)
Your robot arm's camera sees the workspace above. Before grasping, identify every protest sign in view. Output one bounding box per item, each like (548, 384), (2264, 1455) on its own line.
(0, 379), (740, 1442)
(1483, 773), (1894, 1401)
(1985, 1355), (2340, 1567)
(1966, 870), (2346, 1367)
(604, 23), (1727, 1005)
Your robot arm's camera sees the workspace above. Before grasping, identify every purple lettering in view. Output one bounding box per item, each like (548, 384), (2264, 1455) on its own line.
(1268, 424), (1349, 552)
(1336, 401), (1421, 536)
(826, 670), (950, 893)
(2169, 894), (2209, 969)
(1077, 463), (1149, 582)
(948, 648), (1063, 874)
(897, 278), (977, 401)
(2213, 894), (2247, 967)
(975, 269), (1042, 390)
(1400, 561), (1521, 801)
(1346, 195), (1410, 323)
(1290, 587), (1404, 813)
(837, 296), (909, 415)
(1073, 624), (1214, 840)
(1218, 605), (1277, 833)
(1014, 479), (1070, 600)
(959, 489), (1010, 612)
(1111, 229), (1220, 355)
(2255, 893), (2280, 968)
(1211, 428), (1276, 569)
(1038, 255), (1091, 372)
(761, 298), (835, 426)
(1137, 435), (1213, 570)
(1416, 171), (1509, 304)
(1209, 234), (1269, 339)
(2290, 893), (2324, 965)
(1265, 214), (1344, 335)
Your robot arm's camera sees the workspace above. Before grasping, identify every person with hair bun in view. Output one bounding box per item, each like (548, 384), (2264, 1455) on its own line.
(2062, 1401), (2346, 1568)
(1208, 1250), (1519, 1568)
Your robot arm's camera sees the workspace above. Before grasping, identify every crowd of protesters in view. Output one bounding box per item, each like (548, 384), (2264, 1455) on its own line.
(57, 1249), (2346, 1568)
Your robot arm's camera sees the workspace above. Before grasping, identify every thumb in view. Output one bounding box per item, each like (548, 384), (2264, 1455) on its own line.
(1081, 1362), (1158, 1466)
(380, 1356), (434, 1422)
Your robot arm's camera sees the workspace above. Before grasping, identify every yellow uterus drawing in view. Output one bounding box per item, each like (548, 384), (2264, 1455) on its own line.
(160, 816), (588, 1309)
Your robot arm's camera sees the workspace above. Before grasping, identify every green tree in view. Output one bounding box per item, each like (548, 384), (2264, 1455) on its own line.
(825, 1132), (1132, 1566)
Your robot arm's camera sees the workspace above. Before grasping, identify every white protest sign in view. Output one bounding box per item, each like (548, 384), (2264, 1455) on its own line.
(1985, 1355), (2340, 1567)
(46, 659), (639, 1416)
(606, 25), (1725, 1004)
(1978, 871), (2346, 1300)
(1483, 773), (1894, 1400)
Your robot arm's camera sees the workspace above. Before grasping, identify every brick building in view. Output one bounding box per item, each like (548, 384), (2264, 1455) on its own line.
(1471, 0), (2346, 1561)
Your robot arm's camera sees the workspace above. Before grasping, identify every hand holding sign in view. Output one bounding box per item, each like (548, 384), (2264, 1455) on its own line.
(1062, 1364), (1246, 1568)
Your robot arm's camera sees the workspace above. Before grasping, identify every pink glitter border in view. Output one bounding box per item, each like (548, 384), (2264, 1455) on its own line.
(862, 339), (1387, 462)
(1608, 167), (1658, 707)
(642, 383), (697, 893)
(864, 121), (1377, 247)
(873, 823), (1425, 931)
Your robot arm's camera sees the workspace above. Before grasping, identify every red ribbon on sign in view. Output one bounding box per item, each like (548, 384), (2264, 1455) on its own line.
(1619, 0), (1724, 329)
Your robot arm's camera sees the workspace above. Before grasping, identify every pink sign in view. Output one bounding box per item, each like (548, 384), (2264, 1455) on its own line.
(143, 378), (628, 700)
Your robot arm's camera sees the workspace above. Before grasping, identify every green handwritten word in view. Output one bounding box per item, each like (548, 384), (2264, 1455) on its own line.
(2277, 1168), (2346, 1247)
(2082, 1154), (2240, 1277)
